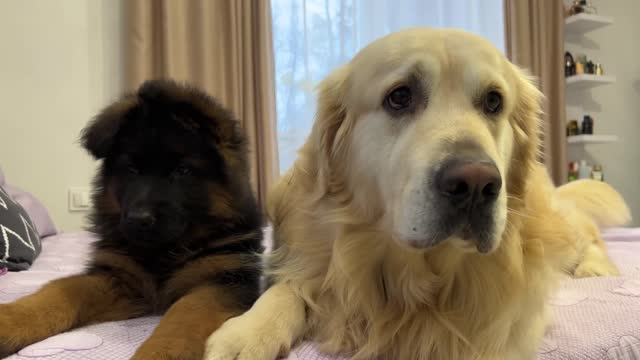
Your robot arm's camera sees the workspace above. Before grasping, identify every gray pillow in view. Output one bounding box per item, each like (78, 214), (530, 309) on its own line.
(0, 165), (57, 237)
(0, 184), (42, 271)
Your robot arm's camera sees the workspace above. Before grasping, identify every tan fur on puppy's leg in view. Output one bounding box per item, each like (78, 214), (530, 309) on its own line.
(204, 282), (306, 360)
(132, 286), (236, 360)
(0, 274), (143, 357)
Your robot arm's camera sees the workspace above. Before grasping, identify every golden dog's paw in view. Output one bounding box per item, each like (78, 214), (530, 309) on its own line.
(573, 260), (620, 278)
(204, 314), (293, 360)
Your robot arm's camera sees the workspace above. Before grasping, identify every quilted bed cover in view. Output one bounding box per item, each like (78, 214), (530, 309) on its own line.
(1, 228), (639, 360)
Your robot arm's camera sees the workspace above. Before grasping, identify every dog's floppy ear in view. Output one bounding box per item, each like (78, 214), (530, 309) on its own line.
(507, 64), (544, 199)
(80, 97), (137, 159)
(309, 65), (353, 198)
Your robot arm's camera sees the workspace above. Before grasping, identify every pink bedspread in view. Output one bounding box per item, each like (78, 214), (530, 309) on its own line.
(1, 229), (639, 360)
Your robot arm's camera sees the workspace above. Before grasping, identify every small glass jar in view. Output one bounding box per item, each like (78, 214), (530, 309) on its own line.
(581, 115), (594, 134)
(595, 63), (604, 75)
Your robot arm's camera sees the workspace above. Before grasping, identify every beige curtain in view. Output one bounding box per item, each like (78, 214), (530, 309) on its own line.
(504, 0), (567, 185)
(124, 0), (279, 207)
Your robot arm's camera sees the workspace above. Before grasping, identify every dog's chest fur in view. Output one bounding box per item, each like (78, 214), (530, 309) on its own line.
(277, 217), (559, 360)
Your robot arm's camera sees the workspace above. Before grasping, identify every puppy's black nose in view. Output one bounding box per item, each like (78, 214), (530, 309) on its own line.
(436, 160), (501, 207)
(125, 209), (156, 230)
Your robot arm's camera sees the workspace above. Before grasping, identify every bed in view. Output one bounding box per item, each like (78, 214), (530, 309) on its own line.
(1, 228), (639, 360)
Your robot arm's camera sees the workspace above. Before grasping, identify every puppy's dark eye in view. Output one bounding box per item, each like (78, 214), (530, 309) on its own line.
(385, 86), (412, 111)
(483, 90), (503, 115)
(173, 165), (192, 176)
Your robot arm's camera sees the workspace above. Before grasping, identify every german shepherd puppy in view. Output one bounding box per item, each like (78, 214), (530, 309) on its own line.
(0, 80), (263, 359)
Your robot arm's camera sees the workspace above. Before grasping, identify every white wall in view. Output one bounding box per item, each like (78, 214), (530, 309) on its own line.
(0, 0), (124, 232)
(565, 0), (640, 226)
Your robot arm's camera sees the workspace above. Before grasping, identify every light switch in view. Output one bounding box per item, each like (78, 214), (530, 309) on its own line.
(68, 187), (91, 212)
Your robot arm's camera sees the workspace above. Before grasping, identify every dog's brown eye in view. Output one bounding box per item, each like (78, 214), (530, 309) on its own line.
(385, 86), (412, 111)
(484, 90), (503, 115)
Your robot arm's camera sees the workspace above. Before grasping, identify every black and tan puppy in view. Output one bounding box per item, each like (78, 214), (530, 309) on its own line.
(0, 80), (263, 359)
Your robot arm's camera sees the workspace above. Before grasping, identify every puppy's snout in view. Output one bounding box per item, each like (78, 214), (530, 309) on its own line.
(436, 159), (502, 208)
(125, 209), (156, 231)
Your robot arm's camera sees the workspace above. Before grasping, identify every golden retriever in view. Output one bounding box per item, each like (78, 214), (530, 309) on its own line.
(205, 28), (631, 360)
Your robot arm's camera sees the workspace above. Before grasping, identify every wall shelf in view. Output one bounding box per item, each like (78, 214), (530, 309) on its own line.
(566, 74), (615, 91)
(565, 13), (613, 34)
(567, 134), (618, 144)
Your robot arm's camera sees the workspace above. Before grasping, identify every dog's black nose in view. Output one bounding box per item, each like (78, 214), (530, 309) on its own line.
(125, 209), (156, 230)
(436, 159), (501, 207)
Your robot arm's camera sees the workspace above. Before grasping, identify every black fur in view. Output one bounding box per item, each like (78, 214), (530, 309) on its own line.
(81, 79), (263, 308)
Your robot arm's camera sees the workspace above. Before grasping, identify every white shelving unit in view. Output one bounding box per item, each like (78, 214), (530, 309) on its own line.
(565, 13), (613, 34)
(566, 74), (615, 91)
(567, 134), (618, 144)
(564, 11), (617, 182)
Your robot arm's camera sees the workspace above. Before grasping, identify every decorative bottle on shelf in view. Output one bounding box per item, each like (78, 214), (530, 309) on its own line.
(567, 120), (579, 137)
(591, 165), (604, 181)
(565, 52), (576, 77)
(583, 0), (597, 14)
(581, 115), (594, 134)
(568, 162), (578, 182)
(578, 160), (592, 179)
(569, 0), (586, 15)
(595, 63), (604, 75)
(574, 55), (584, 75)
(586, 60), (596, 74)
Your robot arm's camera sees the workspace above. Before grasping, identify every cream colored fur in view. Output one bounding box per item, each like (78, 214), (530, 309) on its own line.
(205, 28), (630, 360)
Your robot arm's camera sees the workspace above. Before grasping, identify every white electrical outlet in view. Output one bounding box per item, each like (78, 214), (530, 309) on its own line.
(68, 187), (91, 212)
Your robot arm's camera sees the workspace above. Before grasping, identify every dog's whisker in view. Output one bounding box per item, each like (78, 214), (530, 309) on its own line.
(506, 194), (524, 202)
(507, 207), (534, 220)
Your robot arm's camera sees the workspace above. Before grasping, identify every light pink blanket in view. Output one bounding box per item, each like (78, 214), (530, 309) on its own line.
(1, 229), (639, 360)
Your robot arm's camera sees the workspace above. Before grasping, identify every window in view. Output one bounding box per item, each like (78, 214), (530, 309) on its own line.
(272, 0), (504, 172)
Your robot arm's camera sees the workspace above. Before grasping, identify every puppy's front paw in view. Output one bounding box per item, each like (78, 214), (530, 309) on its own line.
(204, 313), (294, 360)
(131, 337), (202, 360)
(0, 304), (29, 357)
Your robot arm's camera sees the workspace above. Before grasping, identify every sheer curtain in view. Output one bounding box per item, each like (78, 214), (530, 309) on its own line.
(271, 0), (504, 172)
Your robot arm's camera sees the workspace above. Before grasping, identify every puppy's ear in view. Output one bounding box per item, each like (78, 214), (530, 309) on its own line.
(507, 64), (544, 198)
(80, 97), (137, 159)
(309, 65), (353, 197)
